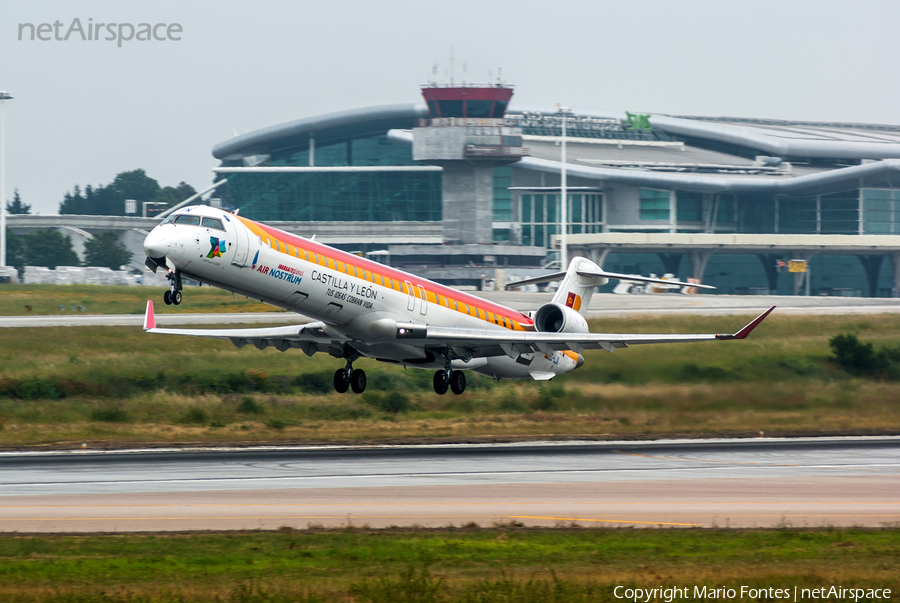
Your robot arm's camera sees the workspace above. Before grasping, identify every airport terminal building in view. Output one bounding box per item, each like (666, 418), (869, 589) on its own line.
(194, 86), (900, 295)
(208, 84), (900, 296)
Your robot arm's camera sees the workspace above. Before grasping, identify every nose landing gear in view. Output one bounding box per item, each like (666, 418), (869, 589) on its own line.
(433, 369), (466, 395)
(163, 270), (183, 306)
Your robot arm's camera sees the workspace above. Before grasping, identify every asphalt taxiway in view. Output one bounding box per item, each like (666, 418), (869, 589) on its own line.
(0, 438), (896, 532)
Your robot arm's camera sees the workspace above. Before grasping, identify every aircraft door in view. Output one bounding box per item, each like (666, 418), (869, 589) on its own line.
(417, 285), (428, 316)
(231, 219), (250, 266)
(405, 280), (415, 312)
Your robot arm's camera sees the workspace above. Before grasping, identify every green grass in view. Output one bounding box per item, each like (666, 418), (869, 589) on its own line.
(0, 528), (896, 602)
(0, 313), (899, 447)
(0, 284), (282, 316)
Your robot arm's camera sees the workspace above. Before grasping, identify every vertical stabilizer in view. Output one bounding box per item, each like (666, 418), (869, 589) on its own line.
(550, 257), (608, 316)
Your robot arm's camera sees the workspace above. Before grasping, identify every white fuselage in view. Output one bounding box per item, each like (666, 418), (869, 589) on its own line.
(143, 206), (581, 380)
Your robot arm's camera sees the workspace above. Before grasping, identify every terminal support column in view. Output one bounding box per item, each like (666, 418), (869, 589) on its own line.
(688, 250), (713, 284)
(791, 252), (815, 296)
(891, 252), (900, 298)
(441, 164), (494, 245)
(857, 255), (885, 298)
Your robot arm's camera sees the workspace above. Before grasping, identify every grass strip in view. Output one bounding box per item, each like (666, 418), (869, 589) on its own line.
(0, 528), (897, 602)
(0, 314), (899, 447)
(0, 284), (281, 316)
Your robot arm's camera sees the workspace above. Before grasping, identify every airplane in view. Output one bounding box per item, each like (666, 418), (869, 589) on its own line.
(142, 205), (774, 395)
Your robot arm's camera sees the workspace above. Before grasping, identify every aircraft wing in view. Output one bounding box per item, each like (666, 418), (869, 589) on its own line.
(398, 306), (775, 357)
(142, 301), (345, 356)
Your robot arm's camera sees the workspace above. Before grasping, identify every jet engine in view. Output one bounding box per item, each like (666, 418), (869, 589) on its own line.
(533, 303), (589, 334)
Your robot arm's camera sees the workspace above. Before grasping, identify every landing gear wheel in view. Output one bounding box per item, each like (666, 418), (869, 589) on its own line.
(163, 290), (172, 305)
(450, 370), (466, 395)
(172, 290), (183, 305)
(433, 370), (449, 395)
(350, 368), (367, 394)
(333, 369), (350, 394)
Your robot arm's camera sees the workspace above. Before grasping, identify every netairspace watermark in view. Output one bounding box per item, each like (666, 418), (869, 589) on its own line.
(18, 18), (182, 48)
(613, 585), (892, 602)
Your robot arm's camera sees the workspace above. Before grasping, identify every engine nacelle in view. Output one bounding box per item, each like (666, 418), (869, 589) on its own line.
(533, 302), (589, 334)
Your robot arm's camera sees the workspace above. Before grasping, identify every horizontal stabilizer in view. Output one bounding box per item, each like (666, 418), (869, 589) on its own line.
(576, 270), (715, 290)
(506, 270), (714, 290)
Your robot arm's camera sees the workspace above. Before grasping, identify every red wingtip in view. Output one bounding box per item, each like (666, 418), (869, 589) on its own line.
(143, 300), (156, 330)
(731, 305), (775, 339)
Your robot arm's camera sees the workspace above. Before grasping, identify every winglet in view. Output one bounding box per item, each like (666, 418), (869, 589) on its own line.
(143, 300), (156, 330)
(717, 306), (775, 340)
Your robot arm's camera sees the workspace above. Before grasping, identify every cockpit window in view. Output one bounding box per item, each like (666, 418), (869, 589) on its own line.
(175, 215), (201, 226)
(160, 214), (177, 225)
(201, 217), (224, 230)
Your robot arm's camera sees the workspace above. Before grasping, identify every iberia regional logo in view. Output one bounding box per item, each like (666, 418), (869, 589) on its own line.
(207, 237), (226, 258)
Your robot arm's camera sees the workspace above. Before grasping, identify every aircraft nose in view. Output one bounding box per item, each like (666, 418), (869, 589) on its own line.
(143, 228), (169, 259)
(575, 353), (585, 369)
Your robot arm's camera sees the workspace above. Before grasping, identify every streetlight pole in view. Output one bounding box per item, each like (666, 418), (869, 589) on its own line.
(558, 105), (571, 270)
(0, 91), (12, 269)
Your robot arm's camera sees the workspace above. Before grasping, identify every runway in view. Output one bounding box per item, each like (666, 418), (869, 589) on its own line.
(3, 293), (900, 328)
(0, 438), (897, 532)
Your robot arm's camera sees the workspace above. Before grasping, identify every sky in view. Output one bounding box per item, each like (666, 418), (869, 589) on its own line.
(2, 0), (899, 215)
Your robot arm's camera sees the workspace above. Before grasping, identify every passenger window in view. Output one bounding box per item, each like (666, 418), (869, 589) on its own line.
(201, 217), (224, 230)
(175, 215), (201, 226)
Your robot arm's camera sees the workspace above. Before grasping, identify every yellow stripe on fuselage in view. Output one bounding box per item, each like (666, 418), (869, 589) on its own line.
(237, 216), (532, 331)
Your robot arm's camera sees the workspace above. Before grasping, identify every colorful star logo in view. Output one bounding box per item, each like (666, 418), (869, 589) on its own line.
(207, 237), (226, 258)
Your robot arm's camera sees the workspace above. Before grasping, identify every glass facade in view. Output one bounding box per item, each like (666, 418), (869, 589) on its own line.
(862, 189), (900, 234)
(270, 134), (419, 167)
(640, 188), (671, 221)
(492, 167), (512, 221)
(228, 171), (441, 222)
(676, 192), (703, 222)
(228, 134), (442, 222)
(733, 189), (900, 235)
(519, 192), (603, 248)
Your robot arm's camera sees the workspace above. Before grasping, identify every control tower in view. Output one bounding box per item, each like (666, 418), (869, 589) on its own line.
(413, 85), (528, 245)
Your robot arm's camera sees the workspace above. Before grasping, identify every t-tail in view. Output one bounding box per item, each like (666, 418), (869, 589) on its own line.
(508, 256), (716, 317)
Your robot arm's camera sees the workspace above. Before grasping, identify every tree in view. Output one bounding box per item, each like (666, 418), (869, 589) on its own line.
(112, 169), (161, 203)
(4, 228), (25, 276)
(158, 181), (198, 207)
(5, 188), (31, 214)
(59, 170), (196, 216)
(83, 231), (133, 270)
(24, 229), (79, 269)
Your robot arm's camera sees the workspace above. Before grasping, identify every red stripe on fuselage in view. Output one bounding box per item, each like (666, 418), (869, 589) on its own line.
(239, 216), (533, 329)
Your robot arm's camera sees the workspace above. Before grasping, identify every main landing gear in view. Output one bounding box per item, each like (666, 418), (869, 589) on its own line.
(163, 270), (183, 306)
(333, 365), (367, 394)
(433, 369), (466, 395)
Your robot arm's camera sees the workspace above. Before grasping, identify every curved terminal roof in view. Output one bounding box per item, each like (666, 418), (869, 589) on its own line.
(213, 103), (900, 195)
(213, 103), (428, 160)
